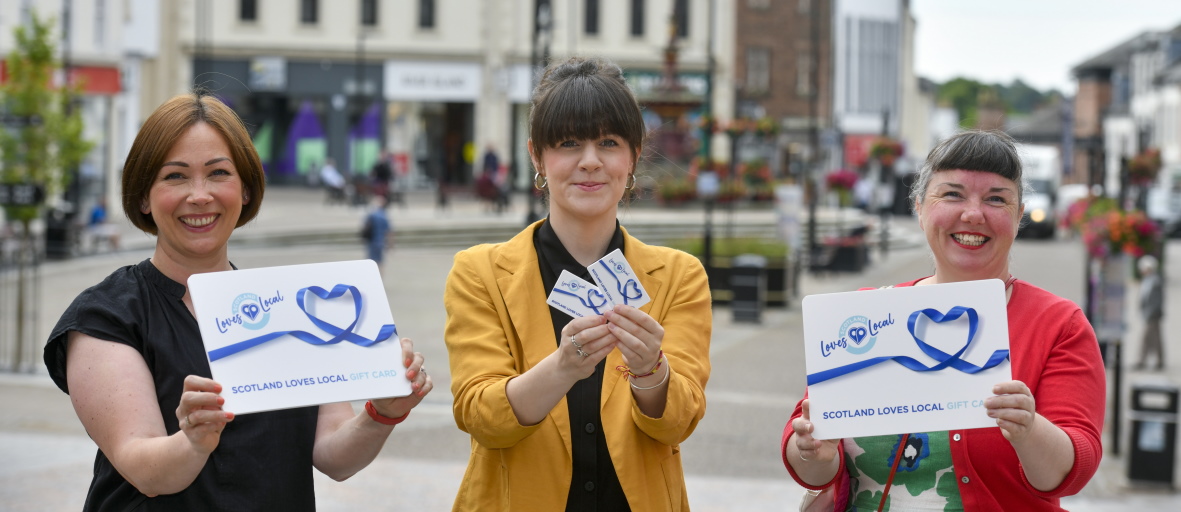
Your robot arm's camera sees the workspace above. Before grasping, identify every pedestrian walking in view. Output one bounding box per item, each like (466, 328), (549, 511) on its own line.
(1136, 254), (1165, 371)
(442, 56), (712, 511)
(784, 131), (1105, 511)
(362, 195), (393, 276)
(42, 92), (433, 511)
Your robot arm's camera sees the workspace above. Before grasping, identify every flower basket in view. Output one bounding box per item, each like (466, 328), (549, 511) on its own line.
(725, 119), (751, 139)
(1061, 196), (1117, 233)
(716, 180), (748, 203)
(696, 114), (717, 135)
(754, 117), (779, 138)
(1080, 208), (1161, 259)
(869, 137), (904, 167)
(657, 177), (697, 205)
(1128, 148), (1162, 186)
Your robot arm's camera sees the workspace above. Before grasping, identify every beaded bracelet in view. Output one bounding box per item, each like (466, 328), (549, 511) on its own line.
(616, 350), (664, 378)
(365, 400), (410, 426)
(630, 364), (670, 390)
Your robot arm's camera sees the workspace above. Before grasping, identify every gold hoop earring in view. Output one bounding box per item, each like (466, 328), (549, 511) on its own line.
(625, 174), (636, 191)
(534, 172), (548, 190)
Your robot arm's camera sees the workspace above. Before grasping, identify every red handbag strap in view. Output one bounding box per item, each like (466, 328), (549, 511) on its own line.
(877, 433), (910, 512)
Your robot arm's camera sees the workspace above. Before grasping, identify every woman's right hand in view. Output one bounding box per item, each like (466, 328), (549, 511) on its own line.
(177, 375), (234, 454)
(791, 399), (841, 466)
(559, 315), (619, 380)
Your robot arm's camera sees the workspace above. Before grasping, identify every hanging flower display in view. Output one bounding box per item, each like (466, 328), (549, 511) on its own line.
(1081, 209), (1161, 258)
(1128, 147), (1162, 186)
(696, 114), (717, 134)
(725, 118), (751, 138)
(825, 169), (859, 208)
(754, 117), (779, 138)
(869, 137), (905, 166)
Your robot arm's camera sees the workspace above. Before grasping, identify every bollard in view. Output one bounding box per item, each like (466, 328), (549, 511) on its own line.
(1128, 383), (1178, 487)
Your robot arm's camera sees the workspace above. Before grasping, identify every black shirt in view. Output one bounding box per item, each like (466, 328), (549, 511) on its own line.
(534, 219), (631, 512)
(44, 259), (320, 511)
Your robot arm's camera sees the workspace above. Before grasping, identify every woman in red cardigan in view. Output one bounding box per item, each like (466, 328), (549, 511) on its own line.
(783, 130), (1105, 511)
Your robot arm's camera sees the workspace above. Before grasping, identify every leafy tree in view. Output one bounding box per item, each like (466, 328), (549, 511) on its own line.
(0, 10), (92, 369)
(1, 10), (92, 219)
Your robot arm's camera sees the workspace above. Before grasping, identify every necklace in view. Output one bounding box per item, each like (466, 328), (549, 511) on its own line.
(1004, 275), (1017, 290)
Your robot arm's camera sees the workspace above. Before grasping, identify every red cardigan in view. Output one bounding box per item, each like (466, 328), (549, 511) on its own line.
(782, 278), (1106, 511)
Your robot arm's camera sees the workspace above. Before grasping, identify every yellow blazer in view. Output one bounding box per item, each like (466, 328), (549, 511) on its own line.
(444, 222), (712, 512)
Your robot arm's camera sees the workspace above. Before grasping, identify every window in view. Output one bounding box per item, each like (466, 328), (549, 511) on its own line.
(585, 0), (599, 35)
(748, 0), (771, 9)
(300, 0), (318, 24)
(674, 0), (688, 38)
(796, 52), (812, 96)
(361, 0), (378, 26)
(94, 0), (106, 47)
(240, 0), (257, 21)
(630, 0), (644, 37)
(746, 47), (770, 95)
(419, 0), (435, 29)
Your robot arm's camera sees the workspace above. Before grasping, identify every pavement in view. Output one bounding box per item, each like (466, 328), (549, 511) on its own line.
(1, 186), (1179, 511)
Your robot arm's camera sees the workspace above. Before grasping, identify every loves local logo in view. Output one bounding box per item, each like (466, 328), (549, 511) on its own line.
(820, 314), (895, 358)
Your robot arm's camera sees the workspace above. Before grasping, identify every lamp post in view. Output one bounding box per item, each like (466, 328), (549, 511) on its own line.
(698, 170), (720, 283)
(525, 0), (552, 226)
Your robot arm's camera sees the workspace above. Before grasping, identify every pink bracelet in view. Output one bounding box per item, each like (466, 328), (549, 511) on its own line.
(616, 350), (665, 378)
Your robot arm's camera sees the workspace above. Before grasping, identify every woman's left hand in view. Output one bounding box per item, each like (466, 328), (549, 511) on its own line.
(985, 380), (1038, 442)
(604, 305), (664, 375)
(369, 337), (433, 420)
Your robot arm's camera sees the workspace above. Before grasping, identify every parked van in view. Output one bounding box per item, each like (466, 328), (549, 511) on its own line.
(1016, 144), (1062, 239)
(1146, 166), (1181, 237)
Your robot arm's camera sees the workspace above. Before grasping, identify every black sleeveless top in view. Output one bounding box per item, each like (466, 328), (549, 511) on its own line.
(44, 259), (319, 511)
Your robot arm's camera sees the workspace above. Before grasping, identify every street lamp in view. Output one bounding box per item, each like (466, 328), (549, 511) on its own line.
(698, 170), (720, 282)
(525, 0), (553, 226)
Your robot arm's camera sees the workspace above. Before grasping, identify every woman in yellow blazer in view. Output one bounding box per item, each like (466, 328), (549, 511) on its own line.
(444, 57), (712, 512)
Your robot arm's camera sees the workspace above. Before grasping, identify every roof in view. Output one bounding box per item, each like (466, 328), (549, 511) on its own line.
(1071, 31), (1158, 76)
(1006, 103), (1065, 143)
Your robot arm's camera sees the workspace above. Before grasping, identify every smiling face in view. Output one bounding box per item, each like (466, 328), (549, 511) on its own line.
(531, 135), (636, 227)
(916, 169), (1024, 283)
(144, 122), (246, 268)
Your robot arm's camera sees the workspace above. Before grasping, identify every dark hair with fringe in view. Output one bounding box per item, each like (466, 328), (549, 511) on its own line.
(528, 57), (645, 167)
(121, 91), (265, 235)
(909, 130), (1025, 211)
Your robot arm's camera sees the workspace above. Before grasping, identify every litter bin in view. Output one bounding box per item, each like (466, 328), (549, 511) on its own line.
(730, 254), (766, 324)
(1128, 383), (1178, 486)
(44, 208), (75, 260)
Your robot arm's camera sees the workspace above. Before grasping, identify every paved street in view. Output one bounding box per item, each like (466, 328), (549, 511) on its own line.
(1, 188), (1179, 510)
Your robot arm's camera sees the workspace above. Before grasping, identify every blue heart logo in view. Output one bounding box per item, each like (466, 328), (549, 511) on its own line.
(242, 303), (260, 321)
(848, 326), (868, 345)
(621, 280), (643, 303)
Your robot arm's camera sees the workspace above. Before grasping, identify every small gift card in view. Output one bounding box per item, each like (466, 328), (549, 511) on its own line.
(589, 249), (650, 309)
(547, 270), (611, 318)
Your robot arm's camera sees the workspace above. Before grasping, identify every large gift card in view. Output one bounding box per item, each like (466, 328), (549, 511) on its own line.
(801, 280), (1011, 440)
(188, 260), (411, 415)
(547, 270), (611, 318)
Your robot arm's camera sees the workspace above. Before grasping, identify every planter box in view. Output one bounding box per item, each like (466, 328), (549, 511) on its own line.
(703, 256), (789, 308)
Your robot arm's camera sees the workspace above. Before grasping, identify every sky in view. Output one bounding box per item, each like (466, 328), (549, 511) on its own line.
(910, 0), (1181, 94)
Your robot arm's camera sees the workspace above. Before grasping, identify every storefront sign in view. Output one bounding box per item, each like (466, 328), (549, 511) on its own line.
(384, 61), (481, 102)
(250, 57), (287, 91)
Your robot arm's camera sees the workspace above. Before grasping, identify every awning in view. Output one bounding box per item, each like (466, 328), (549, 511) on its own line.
(0, 62), (121, 95)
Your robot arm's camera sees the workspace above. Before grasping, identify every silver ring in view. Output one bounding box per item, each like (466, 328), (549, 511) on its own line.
(576, 349), (589, 358)
(185, 414), (193, 428)
(799, 452), (809, 462)
(569, 334), (583, 349)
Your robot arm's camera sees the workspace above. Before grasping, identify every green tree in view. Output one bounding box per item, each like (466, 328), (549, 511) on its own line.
(0, 11), (93, 369)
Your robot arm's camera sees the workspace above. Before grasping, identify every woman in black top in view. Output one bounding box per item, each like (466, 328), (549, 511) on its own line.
(43, 92), (432, 511)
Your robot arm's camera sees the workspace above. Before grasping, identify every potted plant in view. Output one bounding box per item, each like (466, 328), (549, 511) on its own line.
(1128, 147), (1162, 187)
(657, 177), (697, 206)
(1081, 209), (1161, 259)
(716, 180), (748, 203)
(663, 236), (791, 307)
